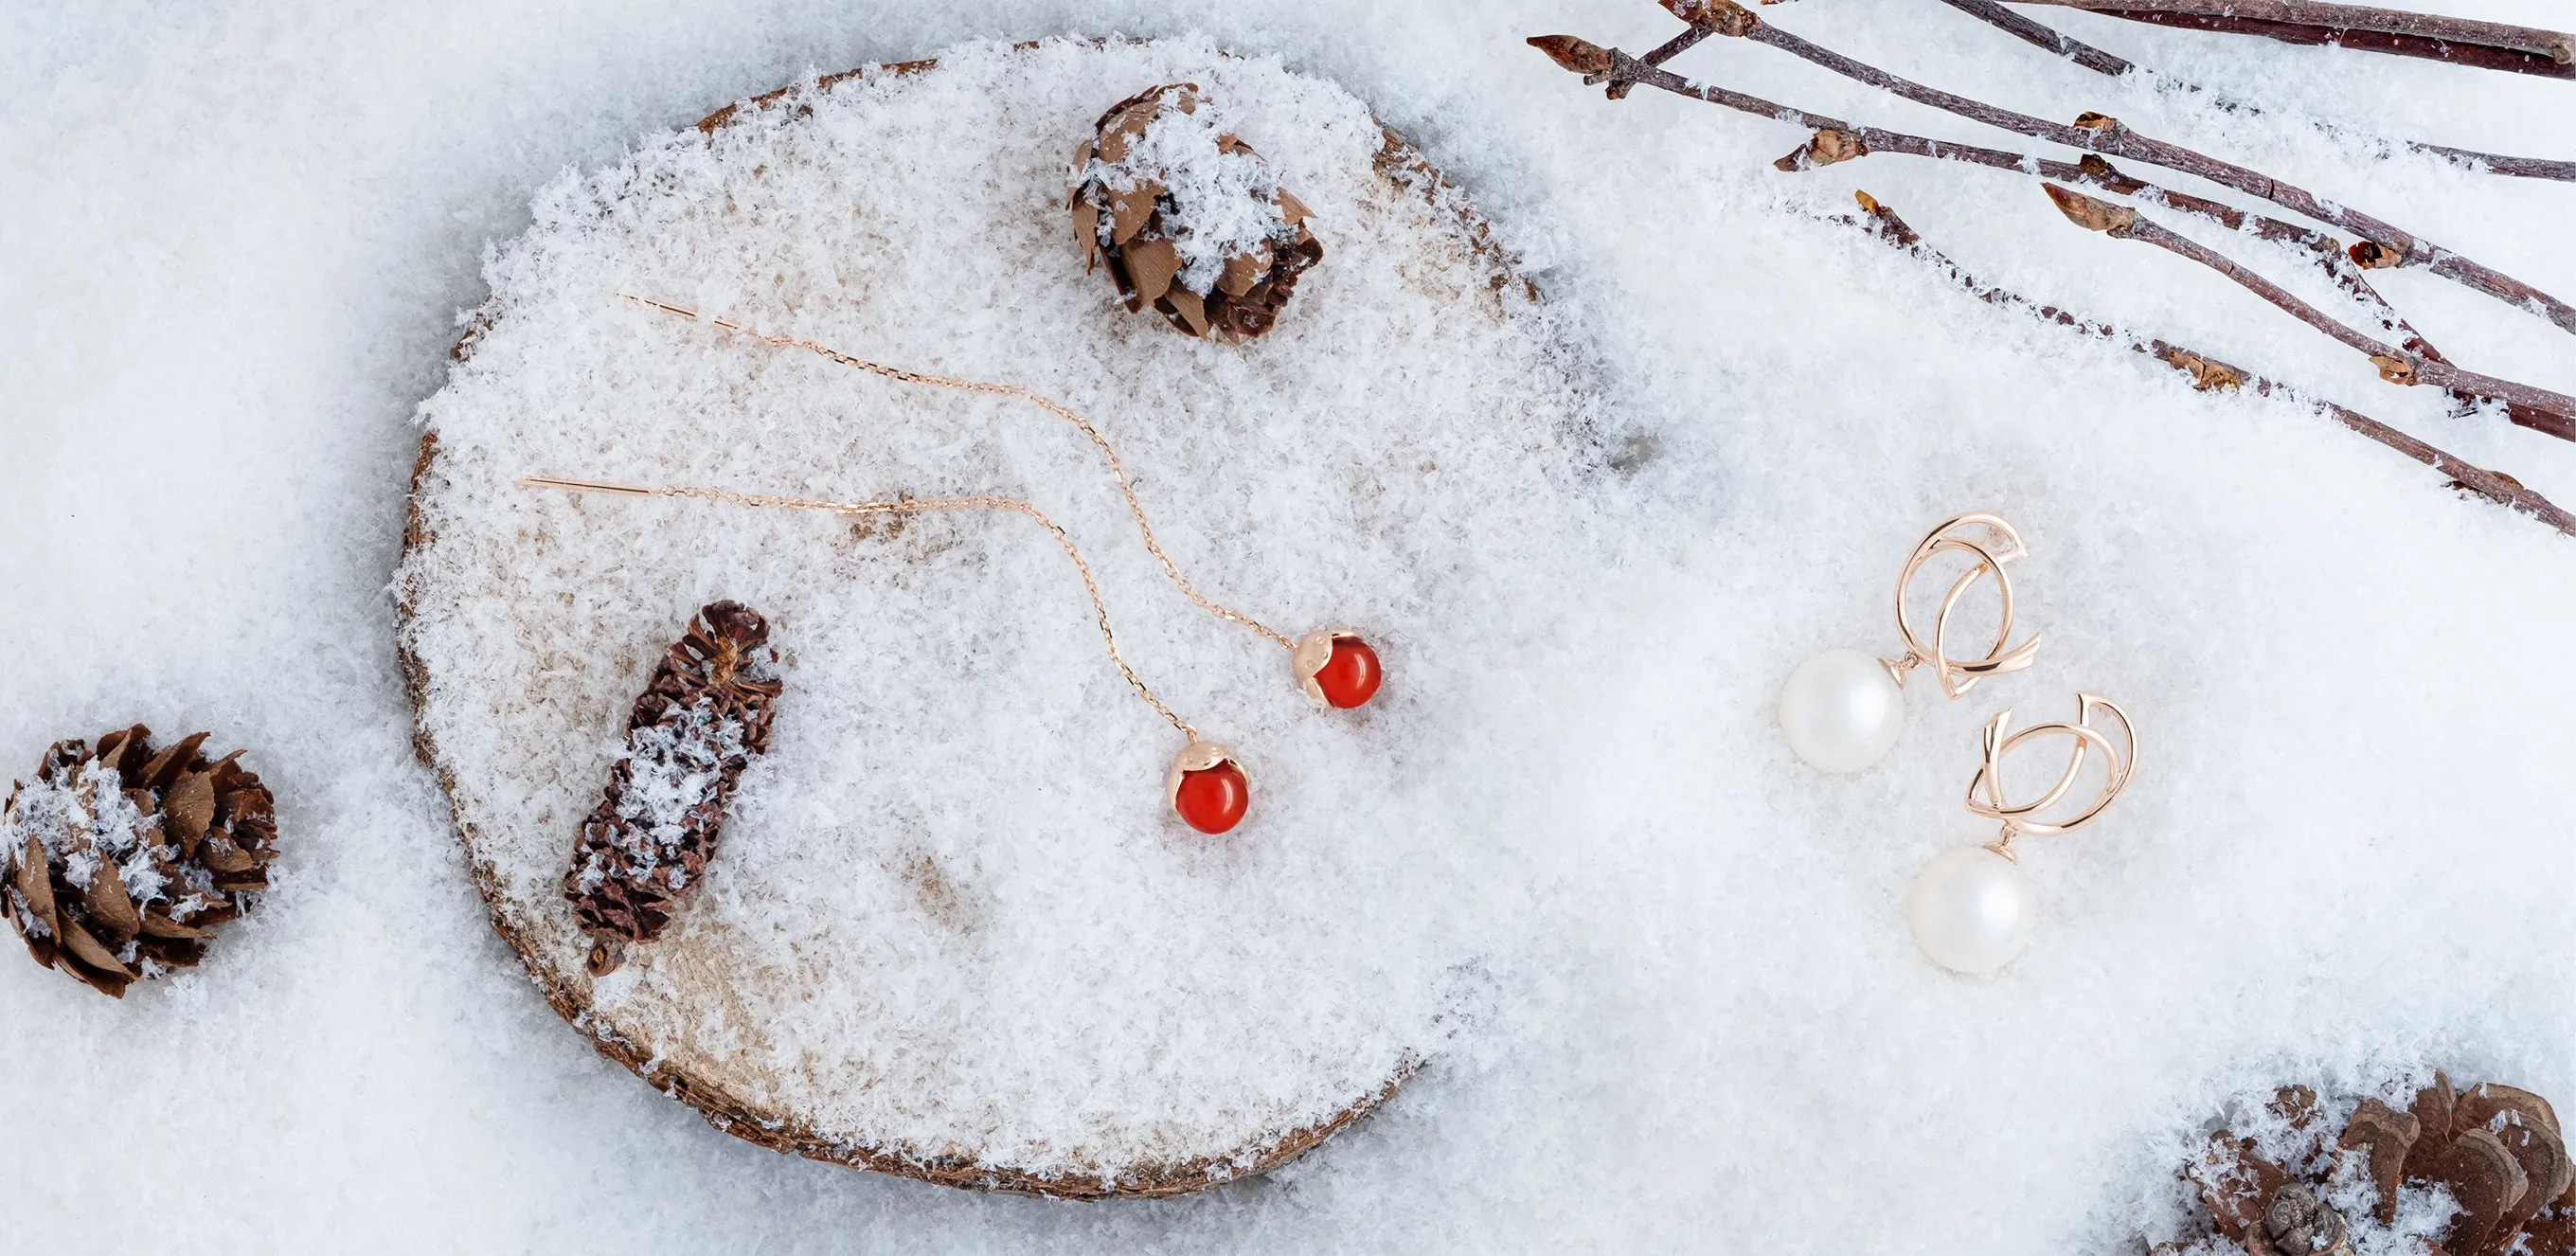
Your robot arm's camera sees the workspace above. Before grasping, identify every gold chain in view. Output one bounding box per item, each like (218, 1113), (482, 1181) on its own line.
(517, 475), (1198, 741)
(619, 293), (1298, 652)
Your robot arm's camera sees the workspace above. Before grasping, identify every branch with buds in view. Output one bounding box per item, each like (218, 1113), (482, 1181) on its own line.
(1525, 8), (2576, 537)
(1528, 26), (2570, 440)
(1928, 0), (2576, 180)
(1844, 191), (2576, 537)
(2041, 185), (2576, 436)
(1641, 0), (2576, 337)
(1534, 33), (2308, 249)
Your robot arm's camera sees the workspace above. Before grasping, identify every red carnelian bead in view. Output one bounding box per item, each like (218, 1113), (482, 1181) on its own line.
(1173, 761), (1250, 834)
(1314, 636), (1383, 709)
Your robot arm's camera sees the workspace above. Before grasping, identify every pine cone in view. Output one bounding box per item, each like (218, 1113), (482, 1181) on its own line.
(2180, 1078), (2576, 1256)
(2382, 1077), (2573, 1255)
(0, 727), (279, 997)
(565, 601), (781, 975)
(1068, 83), (1323, 342)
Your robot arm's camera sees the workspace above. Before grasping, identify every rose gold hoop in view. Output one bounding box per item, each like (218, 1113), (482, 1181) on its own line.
(1965, 692), (2137, 856)
(1884, 512), (2040, 699)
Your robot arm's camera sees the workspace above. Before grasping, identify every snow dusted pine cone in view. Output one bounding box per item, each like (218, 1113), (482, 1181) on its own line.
(1, 727), (279, 997)
(2170, 1078), (2576, 1256)
(1069, 83), (1323, 342)
(565, 601), (780, 976)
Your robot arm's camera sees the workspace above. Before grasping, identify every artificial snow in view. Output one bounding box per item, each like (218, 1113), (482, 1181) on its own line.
(4, 0), (2576, 1251)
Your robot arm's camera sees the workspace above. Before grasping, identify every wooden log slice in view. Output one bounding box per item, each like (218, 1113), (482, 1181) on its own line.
(399, 37), (1579, 1198)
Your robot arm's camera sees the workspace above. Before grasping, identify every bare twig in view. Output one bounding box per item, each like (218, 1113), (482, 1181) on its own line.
(2412, 146), (2576, 183)
(1639, 24), (1710, 66)
(2012, 0), (2576, 75)
(1935, 0), (2576, 180)
(2042, 185), (2576, 434)
(1842, 191), (2576, 537)
(1658, 0), (2576, 337)
(1536, 38), (2303, 245)
(1936, 0), (2136, 74)
(2073, 8), (2576, 79)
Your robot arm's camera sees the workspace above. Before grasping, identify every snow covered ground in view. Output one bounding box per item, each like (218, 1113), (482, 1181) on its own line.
(4, 1), (2573, 1250)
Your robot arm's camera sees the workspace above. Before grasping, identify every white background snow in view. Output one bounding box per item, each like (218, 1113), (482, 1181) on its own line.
(4, 0), (2573, 1250)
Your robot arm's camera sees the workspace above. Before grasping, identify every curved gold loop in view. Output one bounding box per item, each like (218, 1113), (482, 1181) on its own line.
(1965, 692), (2138, 850)
(1884, 513), (2040, 699)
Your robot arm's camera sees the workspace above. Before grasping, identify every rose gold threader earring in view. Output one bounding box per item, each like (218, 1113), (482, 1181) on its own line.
(618, 294), (1385, 711)
(1777, 513), (2041, 773)
(1906, 692), (2137, 976)
(517, 475), (1257, 836)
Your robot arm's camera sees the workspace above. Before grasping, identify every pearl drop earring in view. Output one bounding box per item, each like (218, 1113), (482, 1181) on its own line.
(1906, 692), (2137, 976)
(1778, 513), (2041, 774)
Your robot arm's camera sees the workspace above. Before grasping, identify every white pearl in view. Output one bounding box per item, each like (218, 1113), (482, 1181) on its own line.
(1777, 648), (1905, 773)
(1906, 845), (2034, 975)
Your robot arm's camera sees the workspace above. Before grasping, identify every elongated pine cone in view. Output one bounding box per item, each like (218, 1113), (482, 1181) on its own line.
(565, 601), (780, 975)
(1, 727), (280, 997)
(1069, 83), (1323, 342)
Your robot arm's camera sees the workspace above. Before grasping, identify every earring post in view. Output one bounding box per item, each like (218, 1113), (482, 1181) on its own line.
(518, 475), (657, 497)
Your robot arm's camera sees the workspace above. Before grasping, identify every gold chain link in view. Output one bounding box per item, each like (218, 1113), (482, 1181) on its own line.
(517, 475), (1198, 741)
(620, 293), (1298, 652)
